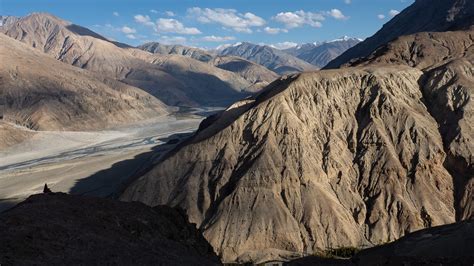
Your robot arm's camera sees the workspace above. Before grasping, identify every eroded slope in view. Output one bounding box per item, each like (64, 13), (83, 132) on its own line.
(122, 66), (457, 262)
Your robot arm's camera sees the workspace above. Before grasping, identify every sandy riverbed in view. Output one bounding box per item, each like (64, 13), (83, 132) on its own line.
(0, 113), (209, 211)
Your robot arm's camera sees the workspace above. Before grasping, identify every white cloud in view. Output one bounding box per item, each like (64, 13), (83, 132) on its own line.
(158, 35), (187, 44)
(121, 26), (136, 34)
(274, 10), (324, 28)
(263, 26), (288, 34)
(134, 14), (154, 27)
(201, 35), (236, 42)
(187, 7), (265, 33)
(156, 18), (201, 34)
(126, 34), (137, 39)
(165, 11), (175, 17)
(215, 43), (233, 51)
(269, 41), (298, 49)
(344, 0), (351, 4)
(377, 14), (386, 19)
(389, 9), (400, 17)
(113, 11), (119, 17)
(327, 9), (349, 20)
(150, 9), (158, 14)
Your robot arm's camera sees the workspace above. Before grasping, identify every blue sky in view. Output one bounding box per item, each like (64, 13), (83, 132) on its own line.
(1, 0), (414, 49)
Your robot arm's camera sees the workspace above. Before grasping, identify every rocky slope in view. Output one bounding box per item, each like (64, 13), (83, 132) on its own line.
(284, 37), (361, 68)
(0, 33), (168, 133)
(0, 122), (35, 149)
(0, 193), (220, 265)
(325, 0), (474, 68)
(346, 28), (474, 221)
(121, 14), (474, 261)
(1, 13), (255, 107)
(122, 64), (462, 262)
(219, 42), (317, 75)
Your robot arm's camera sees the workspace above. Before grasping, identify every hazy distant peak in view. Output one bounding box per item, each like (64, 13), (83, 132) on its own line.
(328, 36), (363, 43)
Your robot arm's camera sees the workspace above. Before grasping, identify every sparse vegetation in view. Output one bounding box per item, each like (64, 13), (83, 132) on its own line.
(314, 247), (360, 259)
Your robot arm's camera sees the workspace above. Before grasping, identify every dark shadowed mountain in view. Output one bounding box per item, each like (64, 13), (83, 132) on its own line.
(0, 193), (221, 265)
(325, 0), (474, 68)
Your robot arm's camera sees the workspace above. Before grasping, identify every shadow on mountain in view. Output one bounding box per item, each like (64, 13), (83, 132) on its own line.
(164, 71), (252, 107)
(66, 24), (133, 48)
(68, 132), (194, 199)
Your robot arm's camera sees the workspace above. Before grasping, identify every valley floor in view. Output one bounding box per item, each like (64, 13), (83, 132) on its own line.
(0, 109), (216, 212)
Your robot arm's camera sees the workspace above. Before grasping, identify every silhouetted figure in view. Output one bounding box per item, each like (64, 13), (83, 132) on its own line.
(43, 183), (52, 193)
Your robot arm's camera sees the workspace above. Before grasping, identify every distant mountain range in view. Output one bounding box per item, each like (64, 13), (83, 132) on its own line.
(284, 36), (361, 68)
(217, 42), (317, 74)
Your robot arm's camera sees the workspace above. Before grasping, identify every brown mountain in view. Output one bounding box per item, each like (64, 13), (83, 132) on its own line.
(0, 13), (256, 107)
(0, 193), (220, 265)
(121, 10), (473, 266)
(210, 56), (279, 92)
(0, 33), (168, 137)
(325, 0), (474, 68)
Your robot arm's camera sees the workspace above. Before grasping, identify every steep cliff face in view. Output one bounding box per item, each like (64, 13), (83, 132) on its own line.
(122, 66), (459, 262)
(346, 29), (474, 220)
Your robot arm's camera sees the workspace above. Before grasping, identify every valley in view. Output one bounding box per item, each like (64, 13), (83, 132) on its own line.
(0, 0), (473, 264)
(0, 110), (212, 212)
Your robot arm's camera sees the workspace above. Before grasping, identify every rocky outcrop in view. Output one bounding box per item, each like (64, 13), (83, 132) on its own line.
(219, 42), (317, 75)
(325, 0), (474, 69)
(121, 65), (460, 262)
(0, 33), (168, 132)
(0, 193), (220, 265)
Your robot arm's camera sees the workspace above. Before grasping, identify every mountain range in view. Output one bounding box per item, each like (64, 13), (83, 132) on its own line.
(218, 42), (318, 74)
(121, 0), (474, 263)
(1, 0), (473, 264)
(0, 13), (258, 107)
